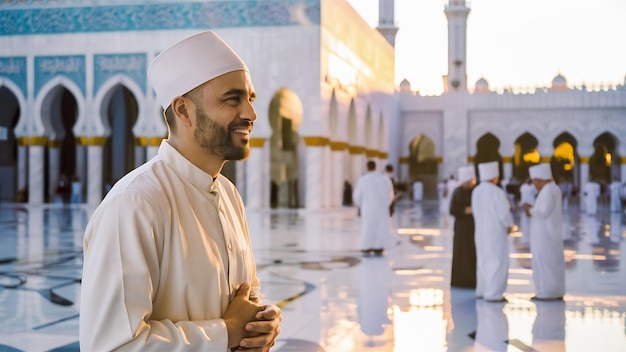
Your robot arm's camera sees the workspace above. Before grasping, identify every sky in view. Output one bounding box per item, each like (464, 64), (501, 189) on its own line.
(347, 0), (626, 95)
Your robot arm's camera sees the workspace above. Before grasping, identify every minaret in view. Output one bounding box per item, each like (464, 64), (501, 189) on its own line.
(377, 0), (399, 47)
(444, 0), (470, 92)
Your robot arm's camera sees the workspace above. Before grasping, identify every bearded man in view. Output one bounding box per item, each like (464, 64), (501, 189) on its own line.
(80, 31), (281, 351)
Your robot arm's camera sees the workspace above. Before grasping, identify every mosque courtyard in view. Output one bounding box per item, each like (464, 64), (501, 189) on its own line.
(0, 197), (624, 351)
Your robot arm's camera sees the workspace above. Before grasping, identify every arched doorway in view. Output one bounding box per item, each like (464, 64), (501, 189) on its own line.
(103, 85), (138, 193)
(408, 134), (438, 199)
(590, 132), (620, 186)
(0, 87), (20, 202)
(551, 132), (579, 187)
(512, 132), (539, 182)
(474, 133), (503, 182)
(269, 88), (302, 208)
(41, 86), (78, 202)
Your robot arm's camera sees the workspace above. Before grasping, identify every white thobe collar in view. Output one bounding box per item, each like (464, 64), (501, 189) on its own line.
(158, 140), (217, 193)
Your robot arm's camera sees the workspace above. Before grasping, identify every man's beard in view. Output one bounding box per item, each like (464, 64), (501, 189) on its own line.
(194, 107), (250, 161)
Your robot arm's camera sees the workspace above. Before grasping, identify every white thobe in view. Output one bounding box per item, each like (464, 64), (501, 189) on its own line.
(584, 182), (600, 214)
(471, 182), (514, 300)
(353, 171), (394, 250)
(80, 141), (259, 352)
(609, 181), (622, 212)
(529, 182), (565, 299)
(519, 183), (537, 245)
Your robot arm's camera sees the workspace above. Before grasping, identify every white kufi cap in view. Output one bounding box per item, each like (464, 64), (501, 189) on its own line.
(529, 163), (552, 180)
(458, 166), (476, 184)
(478, 161), (499, 181)
(148, 30), (248, 109)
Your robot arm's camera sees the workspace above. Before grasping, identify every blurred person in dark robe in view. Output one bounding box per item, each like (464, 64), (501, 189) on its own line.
(449, 165), (477, 288)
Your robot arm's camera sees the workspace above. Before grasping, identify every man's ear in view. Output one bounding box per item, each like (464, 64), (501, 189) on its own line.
(171, 96), (192, 126)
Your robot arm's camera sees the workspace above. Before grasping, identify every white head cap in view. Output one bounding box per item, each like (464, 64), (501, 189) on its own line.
(148, 30), (248, 110)
(478, 161), (499, 181)
(458, 166), (476, 184)
(529, 163), (552, 180)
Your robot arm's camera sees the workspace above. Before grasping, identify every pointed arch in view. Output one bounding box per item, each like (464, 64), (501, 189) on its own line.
(100, 84), (139, 194)
(408, 134), (438, 199)
(329, 89), (338, 139)
(552, 132), (580, 187)
(512, 132), (539, 182)
(348, 99), (357, 142)
(364, 104), (372, 147)
(268, 87), (303, 208)
(0, 86), (21, 201)
(590, 132), (620, 184)
(475, 133), (503, 182)
(377, 111), (385, 151)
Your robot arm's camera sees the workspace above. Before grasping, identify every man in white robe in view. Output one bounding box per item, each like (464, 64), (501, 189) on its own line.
(353, 160), (394, 256)
(518, 179), (537, 246)
(524, 163), (566, 301)
(471, 161), (515, 302)
(80, 31), (281, 351)
(609, 178), (622, 213)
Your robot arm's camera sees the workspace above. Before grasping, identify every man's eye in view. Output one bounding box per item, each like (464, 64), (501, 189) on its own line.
(226, 97), (240, 104)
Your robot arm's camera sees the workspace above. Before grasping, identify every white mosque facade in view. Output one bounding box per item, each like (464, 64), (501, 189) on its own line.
(0, 0), (624, 209)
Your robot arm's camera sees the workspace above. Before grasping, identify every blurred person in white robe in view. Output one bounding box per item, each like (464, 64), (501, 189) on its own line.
(523, 163), (565, 301)
(471, 161), (515, 302)
(80, 30), (281, 351)
(609, 177), (622, 213)
(353, 160), (394, 256)
(518, 178), (536, 246)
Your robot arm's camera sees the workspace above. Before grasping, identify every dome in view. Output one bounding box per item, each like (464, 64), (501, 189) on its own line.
(474, 77), (489, 93)
(399, 78), (411, 93)
(551, 73), (567, 91)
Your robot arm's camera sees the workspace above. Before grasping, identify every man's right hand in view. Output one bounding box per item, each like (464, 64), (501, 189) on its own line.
(223, 282), (263, 349)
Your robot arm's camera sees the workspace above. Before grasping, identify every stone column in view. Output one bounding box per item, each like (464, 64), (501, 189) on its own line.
(27, 136), (47, 204)
(75, 138), (87, 192)
(322, 147), (331, 208)
(245, 138), (266, 209)
(303, 137), (329, 210)
(134, 137), (147, 168)
(146, 137), (164, 161)
(86, 137), (106, 205)
(349, 146), (365, 186)
(47, 140), (62, 202)
(16, 138), (28, 196)
(330, 142), (348, 207)
(580, 160), (589, 191)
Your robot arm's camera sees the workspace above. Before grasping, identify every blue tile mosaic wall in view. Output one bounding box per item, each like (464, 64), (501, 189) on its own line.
(34, 55), (86, 96)
(0, 57), (27, 97)
(0, 0), (321, 35)
(94, 53), (147, 94)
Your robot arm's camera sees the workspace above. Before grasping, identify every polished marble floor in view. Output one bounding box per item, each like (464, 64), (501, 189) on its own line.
(0, 198), (625, 352)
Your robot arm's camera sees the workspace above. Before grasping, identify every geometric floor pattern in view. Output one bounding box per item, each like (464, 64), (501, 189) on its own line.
(0, 198), (624, 351)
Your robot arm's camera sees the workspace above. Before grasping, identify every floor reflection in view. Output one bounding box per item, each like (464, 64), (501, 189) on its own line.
(0, 200), (625, 351)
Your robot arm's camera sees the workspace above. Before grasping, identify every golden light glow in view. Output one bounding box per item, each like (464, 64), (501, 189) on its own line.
(523, 149), (541, 163)
(397, 228), (441, 236)
(554, 142), (575, 170)
(409, 288), (444, 307)
(423, 246), (444, 251)
(605, 152), (612, 166)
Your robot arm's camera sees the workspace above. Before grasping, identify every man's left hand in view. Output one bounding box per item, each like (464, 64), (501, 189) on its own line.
(235, 304), (282, 351)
